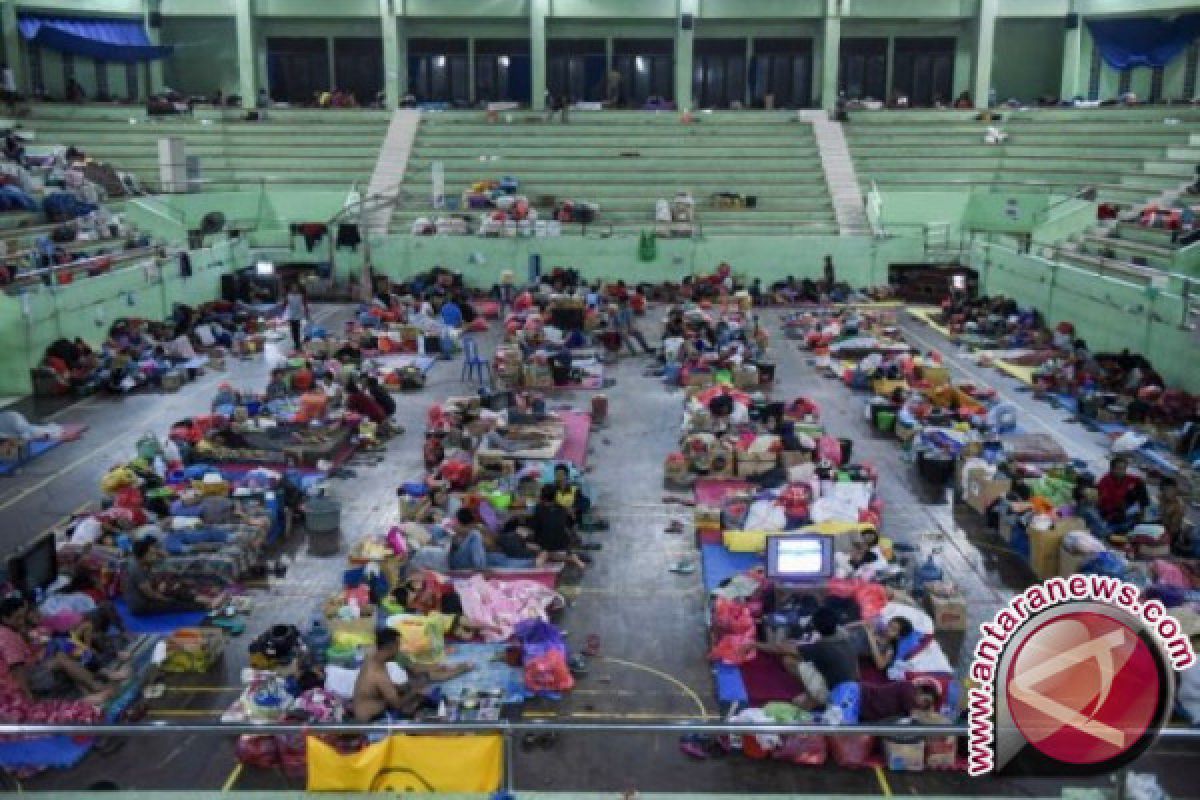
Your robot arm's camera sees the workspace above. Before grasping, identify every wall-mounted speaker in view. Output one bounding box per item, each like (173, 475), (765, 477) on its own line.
(1065, 13), (1079, 30)
(681, 13), (694, 31)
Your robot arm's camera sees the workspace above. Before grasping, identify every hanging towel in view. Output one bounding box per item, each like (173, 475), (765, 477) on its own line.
(335, 223), (361, 251)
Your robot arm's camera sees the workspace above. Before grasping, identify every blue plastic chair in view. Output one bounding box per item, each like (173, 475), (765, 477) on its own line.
(461, 335), (492, 387)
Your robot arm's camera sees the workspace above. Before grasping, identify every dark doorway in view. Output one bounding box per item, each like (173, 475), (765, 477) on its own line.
(839, 37), (887, 101)
(751, 38), (813, 108)
(693, 39), (746, 108)
(475, 39), (532, 104)
(408, 38), (469, 105)
(547, 39), (606, 102)
(333, 37), (383, 105)
(613, 39), (673, 106)
(892, 37), (955, 107)
(266, 37), (329, 104)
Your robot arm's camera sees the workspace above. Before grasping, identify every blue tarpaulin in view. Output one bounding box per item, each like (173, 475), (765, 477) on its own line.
(1087, 14), (1200, 71)
(18, 15), (172, 63)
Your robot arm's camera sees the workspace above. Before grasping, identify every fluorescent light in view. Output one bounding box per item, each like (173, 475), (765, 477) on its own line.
(256, 261), (274, 276)
(498, 56), (510, 67)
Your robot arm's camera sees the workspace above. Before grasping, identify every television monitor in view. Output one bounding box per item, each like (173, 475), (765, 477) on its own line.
(766, 534), (833, 584)
(6, 533), (58, 593)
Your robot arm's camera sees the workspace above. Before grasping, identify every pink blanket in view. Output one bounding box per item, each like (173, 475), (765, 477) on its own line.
(555, 410), (591, 467)
(694, 478), (753, 506)
(453, 574), (563, 642)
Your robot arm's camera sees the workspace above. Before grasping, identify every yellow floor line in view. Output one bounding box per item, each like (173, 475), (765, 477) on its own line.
(875, 765), (893, 796)
(221, 763), (243, 793)
(597, 656), (709, 718)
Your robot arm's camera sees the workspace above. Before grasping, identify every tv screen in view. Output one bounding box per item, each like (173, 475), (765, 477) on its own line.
(766, 535), (832, 582)
(7, 533), (58, 593)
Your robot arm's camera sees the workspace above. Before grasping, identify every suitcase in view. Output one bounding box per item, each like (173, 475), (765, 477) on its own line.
(590, 394), (609, 426)
(161, 370), (184, 392)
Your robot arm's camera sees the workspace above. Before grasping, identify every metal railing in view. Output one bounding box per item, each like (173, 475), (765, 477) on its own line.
(1, 719), (1196, 795)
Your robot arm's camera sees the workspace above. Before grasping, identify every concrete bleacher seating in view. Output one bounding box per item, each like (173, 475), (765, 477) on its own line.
(21, 104), (390, 193)
(392, 110), (838, 236)
(846, 108), (1200, 208)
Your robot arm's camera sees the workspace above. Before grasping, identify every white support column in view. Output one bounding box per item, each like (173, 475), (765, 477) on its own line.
(380, 0), (399, 108)
(530, 0), (546, 110)
(675, 0), (697, 111)
(235, 0), (258, 110)
(972, 0), (997, 108)
(1060, 15), (1082, 101)
(143, 0), (163, 95)
(2, 0), (23, 92)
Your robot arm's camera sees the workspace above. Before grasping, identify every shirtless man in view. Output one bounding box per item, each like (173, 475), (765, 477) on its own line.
(352, 629), (474, 722)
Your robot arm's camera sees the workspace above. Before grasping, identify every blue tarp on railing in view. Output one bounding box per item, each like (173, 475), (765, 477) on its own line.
(1087, 14), (1200, 71)
(18, 15), (172, 63)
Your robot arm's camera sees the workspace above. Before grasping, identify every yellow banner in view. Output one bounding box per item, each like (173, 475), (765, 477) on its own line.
(306, 734), (504, 792)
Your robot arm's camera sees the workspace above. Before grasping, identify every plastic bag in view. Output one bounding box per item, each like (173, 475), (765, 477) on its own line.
(514, 619), (567, 661)
(713, 598), (755, 636)
(709, 631), (756, 665)
(829, 733), (877, 768)
(774, 734), (828, 766)
(236, 734), (280, 768)
(524, 649), (574, 693)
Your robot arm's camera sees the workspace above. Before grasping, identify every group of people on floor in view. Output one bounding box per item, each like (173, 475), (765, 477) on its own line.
(408, 462), (594, 575)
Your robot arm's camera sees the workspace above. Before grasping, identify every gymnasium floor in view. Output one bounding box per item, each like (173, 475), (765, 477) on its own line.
(6, 305), (1194, 796)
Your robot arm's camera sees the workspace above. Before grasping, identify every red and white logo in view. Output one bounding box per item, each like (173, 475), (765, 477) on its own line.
(967, 576), (1193, 776)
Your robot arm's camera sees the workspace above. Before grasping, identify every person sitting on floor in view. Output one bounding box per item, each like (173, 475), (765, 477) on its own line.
(530, 485), (589, 572)
(0, 594), (118, 708)
(444, 508), (487, 572)
(1095, 456), (1150, 534)
(1157, 477), (1190, 553)
(364, 375), (404, 434)
(124, 537), (224, 616)
(351, 628), (473, 723)
(345, 379), (388, 426)
(264, 368), (290, 402)
(550, 463), (590, 526)
(755, 607), (859, 710)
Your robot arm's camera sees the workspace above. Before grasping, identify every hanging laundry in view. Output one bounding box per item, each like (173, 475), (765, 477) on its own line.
(335, 223), (361, 251)
(291, 222), (328, 252)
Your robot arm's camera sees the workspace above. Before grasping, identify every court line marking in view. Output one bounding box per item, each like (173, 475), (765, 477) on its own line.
(221, 764), (243, 793)
(875, 765), (893, 796)
(597, 656), (709, 719)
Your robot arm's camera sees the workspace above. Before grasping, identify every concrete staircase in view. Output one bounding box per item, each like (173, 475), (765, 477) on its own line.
(806, 112), (870, 236)
(363, 110), (421, 237)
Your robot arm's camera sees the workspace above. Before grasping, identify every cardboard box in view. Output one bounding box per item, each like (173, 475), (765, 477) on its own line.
(924, 735), (957, 769)
(963, 466), (1011, 515)
(735, 451), (778, 478)
(0, 437), (28, 463)
(782, 451), (812, 468)
(883, 738), (925, 772)
(928, 591), (968, 631)
(733, 366), (759, 389)
(694, 505), (722, 531)
(921, 366), (951, 387)
(1029, 516), (1086, 581)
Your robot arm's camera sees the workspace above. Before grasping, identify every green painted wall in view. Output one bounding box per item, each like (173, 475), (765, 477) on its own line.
(991, 18), (1062, 103)
(972, 241), (1200, 393)
(162, 17), (241, 96)
(0, 239), (249, 396)
(366, 232), (924, 288)
(877, 191), (971, 242)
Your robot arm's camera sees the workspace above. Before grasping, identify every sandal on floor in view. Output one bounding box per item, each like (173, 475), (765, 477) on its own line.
(664, 519), (685, 534)
(582, 634), (601, 657)
(679, 737), (709, 760)
(568, 655), (588, 676)
(668, 560), (696, 575)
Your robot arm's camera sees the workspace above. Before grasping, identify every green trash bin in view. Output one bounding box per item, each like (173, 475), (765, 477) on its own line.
(305, 495), (341, 556)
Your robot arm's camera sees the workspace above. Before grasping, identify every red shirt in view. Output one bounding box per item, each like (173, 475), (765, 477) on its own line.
(1097, 473), (1143, 520)
(0, 624), (33, 691)
(346, 391), (386, 424)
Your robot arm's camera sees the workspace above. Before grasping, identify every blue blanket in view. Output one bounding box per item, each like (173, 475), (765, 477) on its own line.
(700, 544), (764, 594)
(0, 438), (65, 476)
(114, 598), (207, 634)
(0, 735), (94, 770)
(436, 642), (526, 705)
